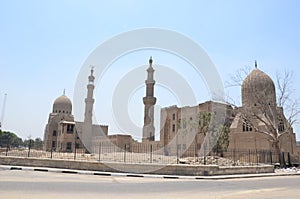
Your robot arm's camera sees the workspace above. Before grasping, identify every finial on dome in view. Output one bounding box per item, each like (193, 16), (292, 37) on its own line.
(255, 60), (258, 69)
(63, 89), (66, 95)
(149, 56), (153, 65)
(90, 65), (95, 75)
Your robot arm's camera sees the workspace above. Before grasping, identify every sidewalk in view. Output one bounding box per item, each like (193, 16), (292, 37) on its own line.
(1, 164), (299, 180)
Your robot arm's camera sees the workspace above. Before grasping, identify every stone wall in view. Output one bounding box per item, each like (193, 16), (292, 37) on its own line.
(0, 156), (274, 176)
(228, 132), (297, 154)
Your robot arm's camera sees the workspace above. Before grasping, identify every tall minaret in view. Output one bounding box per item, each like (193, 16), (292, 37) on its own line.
(84, 68), (95, 124)
(142, 57), (157, 142)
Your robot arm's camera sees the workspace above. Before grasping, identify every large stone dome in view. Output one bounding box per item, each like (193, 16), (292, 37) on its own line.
(52, 95), (72, 114)
(242, 68), (276, 108)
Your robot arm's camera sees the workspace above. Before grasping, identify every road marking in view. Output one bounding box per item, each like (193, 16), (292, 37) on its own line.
(1, 165), (300, 180)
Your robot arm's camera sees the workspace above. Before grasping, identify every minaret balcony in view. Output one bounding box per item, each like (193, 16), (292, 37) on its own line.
(143, 96), (156, 104)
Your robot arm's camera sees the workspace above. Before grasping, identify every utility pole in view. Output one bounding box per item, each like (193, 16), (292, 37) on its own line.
(0, 93), (7, 131)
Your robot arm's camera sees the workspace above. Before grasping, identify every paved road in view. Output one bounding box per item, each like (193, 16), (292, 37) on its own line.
(0, 169), (299, 199)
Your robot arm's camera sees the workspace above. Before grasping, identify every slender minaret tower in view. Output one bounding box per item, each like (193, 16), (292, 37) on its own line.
(84, 68), (95, 124)
(142, 57), (157, 142)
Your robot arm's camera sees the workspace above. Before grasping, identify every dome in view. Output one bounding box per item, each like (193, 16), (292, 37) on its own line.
(242, 68), (276, 107)
(52, 95), (72, 114)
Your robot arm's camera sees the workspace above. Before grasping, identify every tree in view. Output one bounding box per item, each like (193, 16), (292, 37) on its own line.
(226, 65), (252, 88)
(212, 125), (230, 155)
(194, 112), (213, 157)
(34, 138), (43, 150)
(276, 70), (300, 126)
(194, 111), (230, 157)
(0, 130), (23, 148)
(23, 137), (34, 149)
(197, 112), (213, 136)
(21, 137), (44, 150)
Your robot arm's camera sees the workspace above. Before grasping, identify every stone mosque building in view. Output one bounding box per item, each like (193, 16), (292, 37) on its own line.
(228, 63), (297, 153)
(43, 58), (300, 158)
(43, 69), (108, 152)
(43, 93), (80, 152)
(160, 62), (299, 157)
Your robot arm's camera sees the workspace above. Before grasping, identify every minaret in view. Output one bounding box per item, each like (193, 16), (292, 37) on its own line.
(84, 68), (95, 124)
(142, 57), (157, 142)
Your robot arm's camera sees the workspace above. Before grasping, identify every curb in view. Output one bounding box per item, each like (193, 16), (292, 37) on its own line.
(1, 165), (300, 180)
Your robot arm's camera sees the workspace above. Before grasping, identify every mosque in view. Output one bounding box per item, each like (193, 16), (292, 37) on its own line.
(160, 62), (300, 157)
(43, 69), (108, 152)
(43, 58), (300, 159)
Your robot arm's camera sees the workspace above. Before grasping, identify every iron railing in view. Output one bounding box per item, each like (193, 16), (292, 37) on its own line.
(1, 143), (299, 167)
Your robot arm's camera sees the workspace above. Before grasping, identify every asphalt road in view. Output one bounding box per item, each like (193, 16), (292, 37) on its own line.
(0, 170), (299, 199)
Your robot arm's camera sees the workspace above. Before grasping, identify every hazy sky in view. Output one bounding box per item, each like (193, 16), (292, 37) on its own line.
(0, 0), (300, 141)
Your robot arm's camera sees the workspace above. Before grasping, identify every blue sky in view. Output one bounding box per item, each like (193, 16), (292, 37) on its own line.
(0, 0), (300, 141)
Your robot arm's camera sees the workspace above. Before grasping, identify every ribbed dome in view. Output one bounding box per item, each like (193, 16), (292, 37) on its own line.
(53, 95), (72, 114)
(242, 68), (276, 107)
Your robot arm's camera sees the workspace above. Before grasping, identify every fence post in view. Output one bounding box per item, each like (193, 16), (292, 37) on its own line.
(281, 152), (286, 168)
(195, 142), (197, 161)
(5, 139), (9, 156)
(262, 151), (265, 163)
(150, 144), (153, 163)
(216, 148), (219, 165)
(204, 147), (206, 165)
(27, 139), (32, 157)
(98, 142), (101, 162)
(176, 144), (179, 164)
(50, 145), (53, 159)
(233, 149), (236, 165)
(74, 143), (77, 160)
(248, 149), (251, 164)
(124, 144), (126, 163)
(5, 142), (9, 156)
(256, 149), (258, 165)
(287, 152), (292, 167)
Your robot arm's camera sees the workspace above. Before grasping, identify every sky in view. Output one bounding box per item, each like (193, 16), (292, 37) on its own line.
(0, 0), (300, 141)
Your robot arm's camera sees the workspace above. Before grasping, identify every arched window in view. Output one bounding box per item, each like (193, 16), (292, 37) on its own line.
(178, 119), (181, 129)
(172, 124), (175, 132)
(67, 124), (74, 133)
(243, 120), (252, 132)
(278, 119), (285, 132)
(182, 119), (187, 129)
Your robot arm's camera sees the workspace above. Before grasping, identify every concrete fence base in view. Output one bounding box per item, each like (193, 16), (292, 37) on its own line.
(0, 156), (274, 176)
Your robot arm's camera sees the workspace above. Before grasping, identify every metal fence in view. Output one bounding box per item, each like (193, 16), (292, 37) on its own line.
(1, 144), (299, 167)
